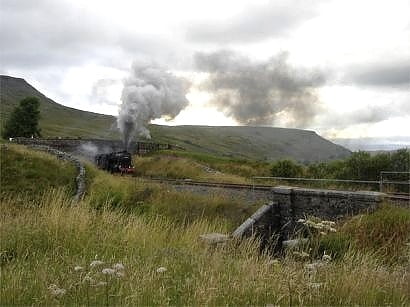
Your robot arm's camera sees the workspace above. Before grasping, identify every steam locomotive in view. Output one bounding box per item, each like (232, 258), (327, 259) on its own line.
(95, 151), (134, 174)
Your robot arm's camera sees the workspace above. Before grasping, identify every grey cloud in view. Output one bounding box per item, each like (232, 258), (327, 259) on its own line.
(319, 99), (410, 128)
(186, 1), (318, 43)
(345, 61), (410, 88)
(0, 0), (183, 70)
(194, 50), (326, 127)
(90, 79), (121, 106)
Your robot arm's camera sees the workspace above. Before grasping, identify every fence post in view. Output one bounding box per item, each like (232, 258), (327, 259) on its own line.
(379, 172), (383, 192)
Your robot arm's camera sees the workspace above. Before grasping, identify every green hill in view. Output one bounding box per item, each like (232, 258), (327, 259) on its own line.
(0, 75), (350, 161)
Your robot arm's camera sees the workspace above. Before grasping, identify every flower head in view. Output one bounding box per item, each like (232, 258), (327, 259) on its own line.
(48, 284), (66, 297)
(308, 282), (323, 289)
(90, 260), (104, 268)
(156, 267), (167, 273)
(74, 266), (83, 272)
(322, 252), (332, 262)
(102, 268), (116, 275)
(113, 263), (125, 271)
(116, 271), (125, 278)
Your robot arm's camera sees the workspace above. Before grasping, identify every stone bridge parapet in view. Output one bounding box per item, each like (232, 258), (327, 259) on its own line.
(233, 186), (386, 247)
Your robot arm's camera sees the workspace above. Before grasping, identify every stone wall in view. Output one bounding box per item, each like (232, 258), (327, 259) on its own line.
(28, 145), (86, 202)
(233, 186), (386, 245)
(271, 186), (385, 239)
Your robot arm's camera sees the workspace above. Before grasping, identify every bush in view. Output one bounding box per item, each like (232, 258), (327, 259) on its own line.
(270, 159), (304, 178)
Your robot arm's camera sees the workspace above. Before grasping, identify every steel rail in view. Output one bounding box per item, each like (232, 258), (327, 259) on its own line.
(143, 177), (409, 201)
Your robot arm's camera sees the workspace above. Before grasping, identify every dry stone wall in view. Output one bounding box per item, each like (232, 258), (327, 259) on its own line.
(28, 145), (86, 202)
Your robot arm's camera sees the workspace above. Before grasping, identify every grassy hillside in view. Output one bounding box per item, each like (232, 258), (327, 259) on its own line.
(1, 75), (350, 162)
(0, 75), (118, 138)
(0, 144), (77, 202)
(1, 146), (409, 305)
(151, 125), (350, 162)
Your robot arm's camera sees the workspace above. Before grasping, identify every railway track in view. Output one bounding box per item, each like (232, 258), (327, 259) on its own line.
(144, 177), (410, 202)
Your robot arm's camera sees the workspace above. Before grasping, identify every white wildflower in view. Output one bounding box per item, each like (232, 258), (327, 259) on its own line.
(322, 252), (332, 262)
(320, 231), (326, 236)
(156, 267), (167, 273)
(313, 222), (324, 230)
(116, 271), (125, 278)
(297, 218), (306, 223)
(113, 263), (125, 271)
(308, 282), (323, 289)
(322, 220), (336, 226)
(48, 284), (66, 297)
(329, 227), (337, 232)
(102, 268), (116, 275)
(90, 260), (104, 268)
(74, 266), (83, 272)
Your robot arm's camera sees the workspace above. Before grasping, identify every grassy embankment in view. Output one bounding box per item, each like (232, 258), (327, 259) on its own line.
(133, 150), (271, 183)
(1, 144), (410, 305)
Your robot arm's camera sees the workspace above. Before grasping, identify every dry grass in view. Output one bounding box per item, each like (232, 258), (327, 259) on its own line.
(1, 191), (409, 306)
(134, 155), (250, 184)
(1, 145), (409, 305)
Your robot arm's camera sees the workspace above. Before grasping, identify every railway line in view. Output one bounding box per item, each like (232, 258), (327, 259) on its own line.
(144, 177), (410, 202)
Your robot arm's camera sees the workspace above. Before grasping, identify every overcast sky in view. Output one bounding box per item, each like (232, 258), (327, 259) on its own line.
(1, 0), (409, 139)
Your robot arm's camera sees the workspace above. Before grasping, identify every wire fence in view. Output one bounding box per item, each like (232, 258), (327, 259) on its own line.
(252, 171), (410, 194)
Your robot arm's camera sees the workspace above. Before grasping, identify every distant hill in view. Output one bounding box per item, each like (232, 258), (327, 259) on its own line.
(0, 75), (351, 162)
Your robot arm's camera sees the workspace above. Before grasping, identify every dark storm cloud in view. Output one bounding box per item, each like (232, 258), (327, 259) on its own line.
(0, 0), (179, 70)
(186, 1), (319, 43)
(194, 50), (326, 127)
(345, 61), (410, 87)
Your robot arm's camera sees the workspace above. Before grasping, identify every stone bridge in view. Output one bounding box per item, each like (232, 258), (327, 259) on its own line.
(11, 137), (179, 159)
(233, 186), (386, 249)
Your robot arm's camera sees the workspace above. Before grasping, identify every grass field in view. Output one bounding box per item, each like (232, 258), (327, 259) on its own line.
(1, 145), (409, 305)
(133, 150), (264, 183)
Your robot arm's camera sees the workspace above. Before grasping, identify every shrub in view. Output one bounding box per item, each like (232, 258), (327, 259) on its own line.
(2, 97), (42, 138)
(270, 159), (304, 178)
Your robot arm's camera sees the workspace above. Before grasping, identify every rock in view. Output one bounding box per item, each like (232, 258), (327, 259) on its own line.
(282, 238), (309, 249)
(199, 233), (230, 245)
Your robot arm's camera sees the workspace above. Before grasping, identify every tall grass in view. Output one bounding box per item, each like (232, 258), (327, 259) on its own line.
(1, 191), (409, 305)
(320, 205), (410, 264)
(86, 167), (256, 230)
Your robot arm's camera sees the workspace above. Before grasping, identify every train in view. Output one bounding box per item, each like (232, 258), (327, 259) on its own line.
(95, 151), (134, 174)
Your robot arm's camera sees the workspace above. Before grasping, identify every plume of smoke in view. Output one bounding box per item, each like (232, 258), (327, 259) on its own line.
(194, 50), (326, 127)
(117, 61), (190, 148)
(77, 142), (111, 161)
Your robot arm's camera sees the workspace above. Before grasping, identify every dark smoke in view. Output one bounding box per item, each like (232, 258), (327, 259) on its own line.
(194, 50), (326, 127)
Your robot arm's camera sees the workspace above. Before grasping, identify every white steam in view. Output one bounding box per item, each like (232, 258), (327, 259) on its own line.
(117, 61), (190, 147)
